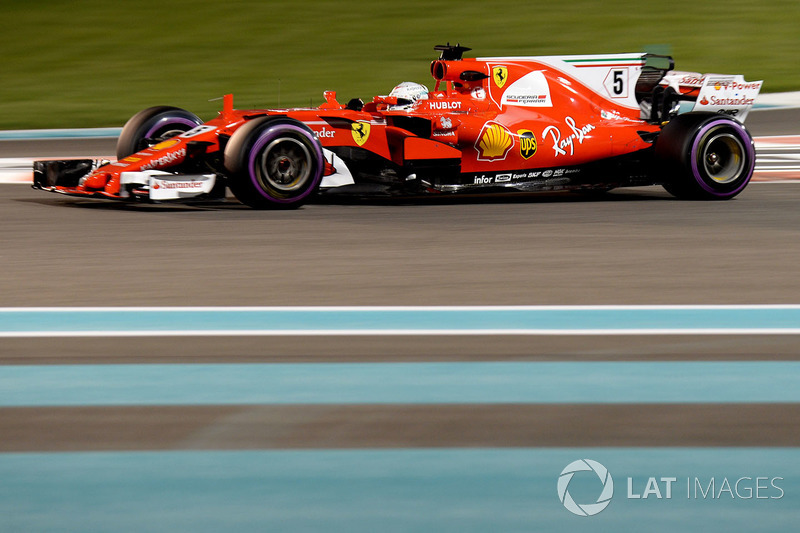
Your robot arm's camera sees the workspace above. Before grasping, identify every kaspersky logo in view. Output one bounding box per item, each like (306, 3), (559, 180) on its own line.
(557, 459), (614, 517)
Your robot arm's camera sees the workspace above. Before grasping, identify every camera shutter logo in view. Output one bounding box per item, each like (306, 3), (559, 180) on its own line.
(557, 459), (614, 517)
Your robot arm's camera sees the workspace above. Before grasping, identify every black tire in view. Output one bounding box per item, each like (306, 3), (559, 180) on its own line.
(223, 117), (324, 209)
(116, 106), (203, 160)
(655, 112), (755, 200)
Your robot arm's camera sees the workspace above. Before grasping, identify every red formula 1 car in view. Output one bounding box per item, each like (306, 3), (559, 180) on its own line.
(34, 44), (763, 208)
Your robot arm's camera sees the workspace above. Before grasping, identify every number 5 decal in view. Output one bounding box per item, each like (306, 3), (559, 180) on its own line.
(603, 68), (628, 98)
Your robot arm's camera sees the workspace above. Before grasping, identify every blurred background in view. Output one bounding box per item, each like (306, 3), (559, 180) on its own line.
(1, 0), (798, 129)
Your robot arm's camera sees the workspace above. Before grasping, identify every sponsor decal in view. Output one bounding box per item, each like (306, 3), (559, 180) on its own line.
(600, 110), (639, 123)
(433, 117), (457, 141)
(705, 95), (757, 106)
(492, 66), (508, 88)
(150, 139), (181, 151)
(471, 87), (486, 100)
(153, 179), (205, 190)
(693, 75), (762, 122)
(475, 123), (513, 161)
(122, 156), (141, 163)
(501, 71), (552, 108)
(679, 74), (706, 87)
(351, 121), (371, 146)
(314, 128), (335, 139)
(504, 94), (550, 106)
(141, 149), (186, 170)
(518, 129), (537, 159)
(471, 170), (558, 185)
(542, 117), (596, 157)
(429, 101), (462, 110)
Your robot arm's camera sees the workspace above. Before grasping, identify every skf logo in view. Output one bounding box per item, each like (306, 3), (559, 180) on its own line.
(476, 123), (512, 161)
(518, 129), (537, 159)
(492, 66), (508, 88)
(351, 121), (371, 146)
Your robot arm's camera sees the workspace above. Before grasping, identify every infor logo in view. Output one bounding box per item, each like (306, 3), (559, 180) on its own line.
(557, 459), (614, 517)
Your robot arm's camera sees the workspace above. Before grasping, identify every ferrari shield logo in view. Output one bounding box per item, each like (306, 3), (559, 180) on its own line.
(351, 121), (371, 146)
(492, 66), (508, 88)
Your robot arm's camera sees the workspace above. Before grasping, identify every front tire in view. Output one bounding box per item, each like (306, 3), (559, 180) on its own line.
(656, 112), (755, 200)
(224, 117), (324, 209)
(116, 106), (203, 160)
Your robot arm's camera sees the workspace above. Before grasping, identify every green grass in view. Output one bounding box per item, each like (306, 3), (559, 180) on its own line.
(1, 0), (799, 129)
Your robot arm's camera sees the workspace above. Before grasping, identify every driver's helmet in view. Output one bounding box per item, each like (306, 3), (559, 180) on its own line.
(389, 82), (429, 110)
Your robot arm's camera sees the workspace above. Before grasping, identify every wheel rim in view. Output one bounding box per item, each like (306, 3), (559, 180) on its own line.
(153, 128), (186, 143)
(702, 131), (745, 184)
(256, 137), (312, 193)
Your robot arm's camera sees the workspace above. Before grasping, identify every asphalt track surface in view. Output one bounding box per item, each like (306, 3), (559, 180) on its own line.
(1, 108), (800, 532)
(1, 109), (799, 441)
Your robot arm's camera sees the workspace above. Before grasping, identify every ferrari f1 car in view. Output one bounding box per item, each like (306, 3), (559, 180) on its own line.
(33, 44), (763, 208)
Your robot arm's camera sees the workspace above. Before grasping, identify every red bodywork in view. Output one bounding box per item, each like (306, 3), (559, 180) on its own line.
(34, 48), (760, 203)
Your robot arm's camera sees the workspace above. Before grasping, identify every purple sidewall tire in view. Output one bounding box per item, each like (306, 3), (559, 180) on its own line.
(246, 124), (324, 205)
(688, 118), (755, 198)
(144, 116), (203, 140)
(117, 106), (203, 160)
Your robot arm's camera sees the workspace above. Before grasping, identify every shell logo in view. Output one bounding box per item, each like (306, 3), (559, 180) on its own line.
(476, 123), (513, 161)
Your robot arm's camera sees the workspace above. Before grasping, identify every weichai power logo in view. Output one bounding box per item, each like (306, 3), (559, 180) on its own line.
(518, 129), (537, 159)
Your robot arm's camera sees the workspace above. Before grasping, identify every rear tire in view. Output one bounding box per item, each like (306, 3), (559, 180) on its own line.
(116, 106), (203, 159)
(224, 117), (324, 209)
(656, 112), (755, 200)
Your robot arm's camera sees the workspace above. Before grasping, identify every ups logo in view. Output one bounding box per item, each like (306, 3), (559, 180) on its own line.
(517, 129), (537, 159)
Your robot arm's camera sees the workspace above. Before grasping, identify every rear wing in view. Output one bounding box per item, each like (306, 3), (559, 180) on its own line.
(659, 72), (763, 122)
